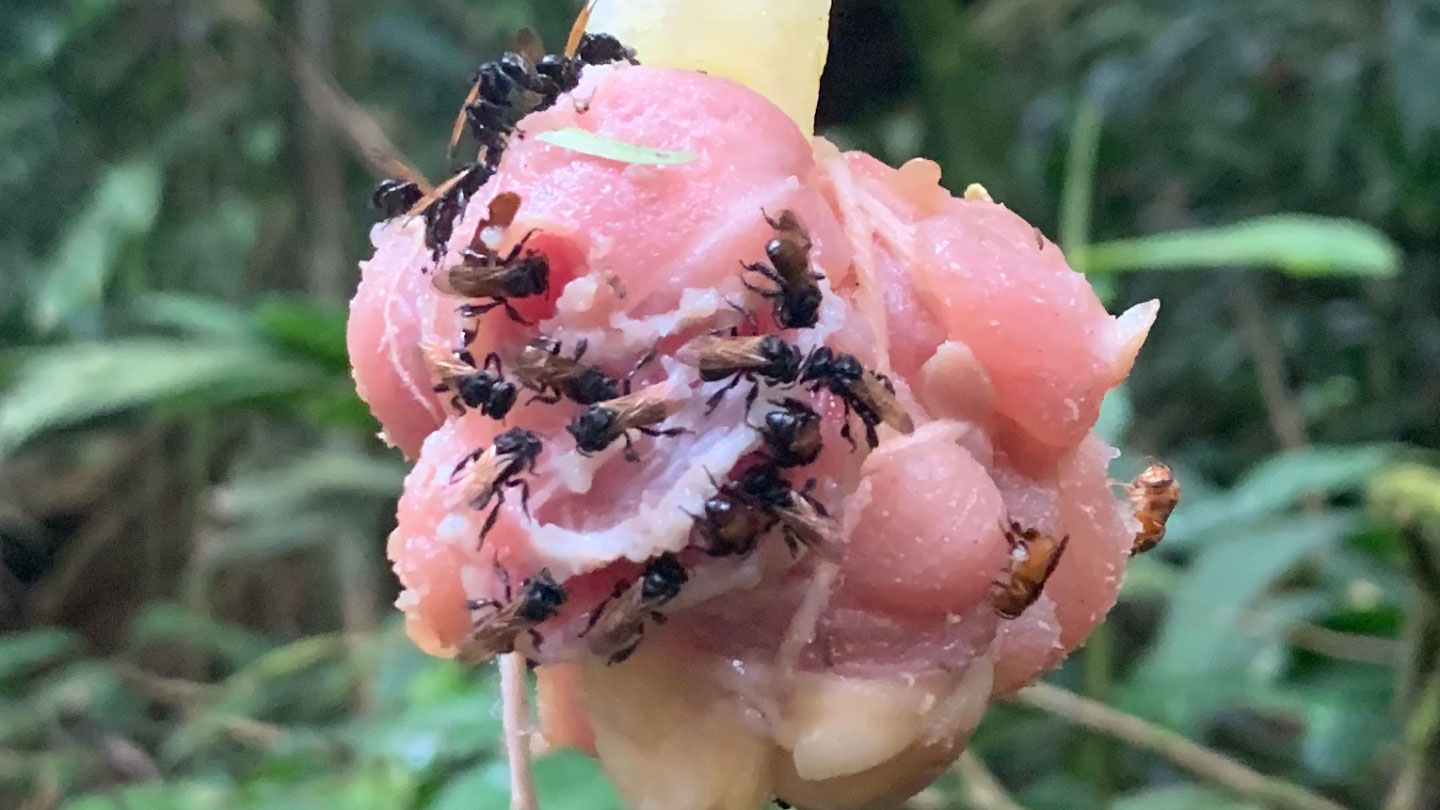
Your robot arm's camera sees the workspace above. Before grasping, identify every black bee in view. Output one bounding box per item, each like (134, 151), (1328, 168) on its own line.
(742, 210), (824, 330)
(512, 337), (623, 405)
(420, 163), (497, 259)
(680, 334), (803, 412)
(728, 464), (831, 554)
(371, 179), (423, 220)
(567, 385), (688, 462)
(458, 566), (568, 665)
(573, 33), (639, 67)
(433, 234), (549, 326)
(423, 341), (518, 419)
(690, 473), (777, 557)
(754, 398), (824, 468)
(451, 428), (544, 541)
(582, 553), (688, 664)
(799, 347), (914, 450)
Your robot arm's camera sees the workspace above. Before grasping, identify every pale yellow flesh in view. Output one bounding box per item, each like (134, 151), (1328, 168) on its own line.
(586, 0), (832, 135)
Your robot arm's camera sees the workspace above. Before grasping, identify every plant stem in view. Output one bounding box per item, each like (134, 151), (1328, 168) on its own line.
(1014, 682), (1349, 810)
(1078, 624), (1115, 800)
(1231, 281), (1308, 451)
(955, 750), (1029, 810)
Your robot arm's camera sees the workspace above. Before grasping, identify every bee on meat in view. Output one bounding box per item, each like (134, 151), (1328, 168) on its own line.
(433, 228), (549, 326)
(989, 521), (1070, 620)
(423, 340), (518, 419)
(754, 397), (824, 468)
(512, 337), (625, 405)
(573, 32), (639, 67)
(566, 385), (688, 462)
(371, 179), (423, 220)
(458, 566), (568, 665)
(690, 471), (778, 557)
(799, 347), (914, 450)
(742, 210), (824, 330)
(583, 553), (688, 664)
(1126, 463), (1179, 556)
(450, 428), (544, 541)
(681, 333), (803, 412)
(418, 163), (497, 260)
(731, 464), (831, 554)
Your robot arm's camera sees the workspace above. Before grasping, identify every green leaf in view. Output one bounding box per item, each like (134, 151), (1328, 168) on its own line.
(251, 299), (351, 370)
(0, 339), (314, 461)
(1077, 216), (1401, 278)
(535, 128), (697, 166)
(28, 158), (163, 334)
(61, 781), (234, 810)
(1141, 511), (1360, 682)
(128, 293), (256, 341)
(1165, 445), (1392, 551)
(127, 602), (273, 670)
(0, 628), (82, 683)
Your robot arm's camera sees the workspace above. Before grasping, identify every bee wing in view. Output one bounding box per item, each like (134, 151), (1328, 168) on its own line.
(611, 385), (683, 427)
(452, 449), (506, 505)
(514, 27), (546, 63)
(585, 584), (645, 656)
(447, 82), (482, 165)
(858, 375), (915, 434)
(406, 167), (470, 219)
(679, 335), (765, 370)
(433, 263), (506, 298)
(565, 0), (598, 58)
(457, 612), (524, 666)
(421, 340), (472, 381)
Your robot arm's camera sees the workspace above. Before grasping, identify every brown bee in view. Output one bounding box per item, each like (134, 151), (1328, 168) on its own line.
(432, 193), (548, 325)
(799, 347), (914, 450)
(451, 428), (544, 541)
(990, 521), (1070, 620)
(513, 337), (649, 406)
(680, 333), (804, 412)
(566, 385), (688, 461)
(742, 210), (824, 329)
(754, 398), (824, 468)
(582, 553), (688, 664)
(423, 340), (518, 419)
(690, 470), (778, 556)
(457, 566), (568, 665)
(1126, 463), (1179, 556)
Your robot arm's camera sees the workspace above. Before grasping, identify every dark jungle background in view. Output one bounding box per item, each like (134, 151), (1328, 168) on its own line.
(2, 1), (1439, 808)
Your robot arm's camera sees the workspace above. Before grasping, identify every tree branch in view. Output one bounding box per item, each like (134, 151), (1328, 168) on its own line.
(955, 750), (1030, 810)
(1013, 682), (1349, 810)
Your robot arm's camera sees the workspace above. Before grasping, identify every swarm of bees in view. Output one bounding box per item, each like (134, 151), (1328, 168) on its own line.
(380, 10), (931, 668)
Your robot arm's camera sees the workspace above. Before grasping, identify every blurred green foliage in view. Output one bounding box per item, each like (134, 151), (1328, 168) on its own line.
(1, 1), (1437, 809)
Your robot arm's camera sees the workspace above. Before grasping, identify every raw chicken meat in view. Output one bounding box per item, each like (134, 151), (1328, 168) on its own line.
(350, 59), (1156, 810)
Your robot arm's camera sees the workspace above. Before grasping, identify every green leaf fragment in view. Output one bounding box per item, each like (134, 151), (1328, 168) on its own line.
(1078, 215), (1401, 278)
(535, 128), (697, 165)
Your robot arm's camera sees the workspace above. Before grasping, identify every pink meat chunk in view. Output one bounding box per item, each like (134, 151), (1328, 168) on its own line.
(349, 60), (1158, 807)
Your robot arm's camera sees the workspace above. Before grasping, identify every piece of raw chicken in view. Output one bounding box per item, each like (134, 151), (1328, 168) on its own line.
(349, 55), (1157, 810)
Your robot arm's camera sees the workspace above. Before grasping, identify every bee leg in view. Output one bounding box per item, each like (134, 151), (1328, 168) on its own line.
(705, 373), (745, 414)
(495, 561), (514, 602)
(875, 372), (896, 394)
(466, 597), (502, 614)
(509, 478), (533, 518)
(621, 432), (640, 463)
(482, 352), (504, 374)
(649, 610), (668, 625)
(641, 426), (691, 439)
(608, 633), (643, 665)
(479, 488), (507, 542)
(528, 628), (545, 650)
(500, 298), (532, 325)
(571, 338), (589, 362)
(743, 380), (762, 412)
(526, 391), (563, 405)
(449, 395), (466, 416)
